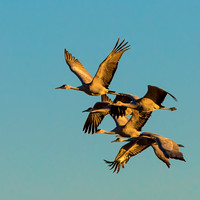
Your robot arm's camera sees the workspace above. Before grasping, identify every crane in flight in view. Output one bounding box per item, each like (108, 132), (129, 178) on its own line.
(56, 39), (130, 96)
(105, 132), (185, 173)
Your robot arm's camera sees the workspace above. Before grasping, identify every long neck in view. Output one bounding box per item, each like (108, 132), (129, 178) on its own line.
(96, 129), (116, 135)
(69, 85), (82, 91)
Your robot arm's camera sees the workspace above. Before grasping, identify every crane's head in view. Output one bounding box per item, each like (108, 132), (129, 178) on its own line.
(55, 84), (70, 89)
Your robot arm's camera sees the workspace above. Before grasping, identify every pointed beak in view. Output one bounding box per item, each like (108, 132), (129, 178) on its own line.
(82, 108), (91, 113)
(55, 86), (63, 89)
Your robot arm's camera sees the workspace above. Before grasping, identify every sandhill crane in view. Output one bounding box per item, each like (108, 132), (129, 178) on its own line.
(109, 85), (177, 117)
(105, 132), (185, 173)
(56, 39), (130, 96)
(83, 95), (152, 137)
(88, 85), (177, 119)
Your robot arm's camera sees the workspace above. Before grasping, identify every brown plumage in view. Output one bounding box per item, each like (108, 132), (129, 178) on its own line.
(110, 85), (177, 117)
(56, 38), (130, 96)
(83, 95), (152, 135)
(105, 132), (185, 173)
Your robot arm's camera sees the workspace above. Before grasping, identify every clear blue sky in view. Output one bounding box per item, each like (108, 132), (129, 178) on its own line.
(1, 1), (199, 199)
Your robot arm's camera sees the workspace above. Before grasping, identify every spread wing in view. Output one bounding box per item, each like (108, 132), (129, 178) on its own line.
(144, 132), (185, 162)
(104, 138), (151, 173)
(83, 102), (110, 134)
(110, 93), (140, 117)
(124, 110), (152, 132)
(143, 85), (177, 106)
(151, 144), (171, 168)
(64, 49), (93, 84)
(83, 95), (112, 134)
(155, 136), (185, 161)
(91, 39), (130, 89)
(114, 93), (140, 103)
(135, 111), (152, 131)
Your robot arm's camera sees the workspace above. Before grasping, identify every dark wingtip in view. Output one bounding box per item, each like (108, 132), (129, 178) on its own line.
(104, 159), (111, 164)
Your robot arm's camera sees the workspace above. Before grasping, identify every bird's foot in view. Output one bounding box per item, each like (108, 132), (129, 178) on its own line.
(170, 107), (177, 111)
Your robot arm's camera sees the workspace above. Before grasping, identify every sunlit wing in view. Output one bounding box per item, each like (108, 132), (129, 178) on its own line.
(110, 93), (140, 117)
(143, 85), (177, 105)
(114, 93), (140, 103)
(154, 135), (185, 161)
(91, 39), (130, 89)
(64, 49), (93, 85)
(135, 111), (152, 131)
(83, 102), (110, 134)
(151, 144), (171, 168)
(83, 95), (112, 134)
(105, 139), (150, 173)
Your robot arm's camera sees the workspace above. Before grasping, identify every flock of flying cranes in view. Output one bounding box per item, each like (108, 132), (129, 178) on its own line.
(56, 38), (185, 173)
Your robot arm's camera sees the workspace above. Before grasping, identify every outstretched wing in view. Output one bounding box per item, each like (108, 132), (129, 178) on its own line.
(155, 136), (185, 161)
(114, 93), (140, 103)
(91, 39), (130, 89)
(83, 95), (112, 134)
(151, 144), (171, 168)
(83, 102), (110, 134)
(143, 85), (177, 106)
(64, 49), (93, 85)
(110, 93), (140, 117)
(135, 111), (152, 131)
(105, 138), (151, 173)
(124, 110), (152, 132)
(144, 132), (185, 162)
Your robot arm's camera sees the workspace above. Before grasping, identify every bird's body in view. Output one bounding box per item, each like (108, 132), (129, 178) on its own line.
(95, 110), (148, 138)
(89, 85), (176, 120)
(105, 132), (185, 173)
(56, 39), (130, 96)
(110, 85), (177, 117)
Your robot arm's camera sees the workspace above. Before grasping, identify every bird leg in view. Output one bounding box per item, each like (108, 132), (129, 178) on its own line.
(160, 107), (177, 111)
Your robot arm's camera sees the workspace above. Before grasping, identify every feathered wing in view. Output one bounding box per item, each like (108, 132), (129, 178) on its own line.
(143, 85), (177, 106)
(110, 93), (140, 117)
(135, 111), (152, 131)
(143, 132), (185, 162)
(154, 136), (185, 161)
(151, 144), (171, 168)
(91, 39), (130, 89)
(124, 110), (152, 132)
(105, 138), (151, 173)
(114, 93), (140, 103)
(83, 102), (110, 134)
(64, 49), (93, 85)
(83, 95), (112, 134)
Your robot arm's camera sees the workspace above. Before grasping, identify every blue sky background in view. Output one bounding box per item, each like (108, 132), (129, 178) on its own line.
(1, 1), (199, 199)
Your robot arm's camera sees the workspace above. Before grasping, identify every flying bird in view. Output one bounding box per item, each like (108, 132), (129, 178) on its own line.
(105, 132), (185, 173)
(56, 39), (130, 96)
(105, 85), (177, 117)
(83, 95), (152, 137)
